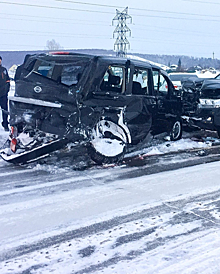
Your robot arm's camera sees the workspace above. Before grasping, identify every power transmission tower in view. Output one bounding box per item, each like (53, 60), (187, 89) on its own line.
(112, 7), (132, 57)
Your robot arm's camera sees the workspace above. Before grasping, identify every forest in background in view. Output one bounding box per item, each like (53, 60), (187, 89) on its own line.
(0, 49), (219, 70)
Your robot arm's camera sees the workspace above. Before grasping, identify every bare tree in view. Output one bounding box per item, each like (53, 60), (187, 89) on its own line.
(46, 39), (62, 50)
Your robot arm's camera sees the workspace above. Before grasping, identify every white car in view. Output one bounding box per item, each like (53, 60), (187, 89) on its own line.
(169, 73), (198, 90)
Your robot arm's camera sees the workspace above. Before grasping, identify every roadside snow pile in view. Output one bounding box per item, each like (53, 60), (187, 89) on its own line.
(125, 138), (210, 158)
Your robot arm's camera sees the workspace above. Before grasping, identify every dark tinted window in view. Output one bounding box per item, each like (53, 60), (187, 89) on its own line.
(32, 59), (87, 86)
(169, 74), (198, 81)
(61, 65), (82, 86)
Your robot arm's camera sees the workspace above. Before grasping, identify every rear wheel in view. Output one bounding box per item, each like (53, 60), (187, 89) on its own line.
(88, 120), (128, 164)
(170, 119), (182, 141)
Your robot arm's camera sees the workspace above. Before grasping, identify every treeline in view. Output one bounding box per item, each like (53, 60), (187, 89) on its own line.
(0, 49), (219, 70)
(137, 53), (220, 70)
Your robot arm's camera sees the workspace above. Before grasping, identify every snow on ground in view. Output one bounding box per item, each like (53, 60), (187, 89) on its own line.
(125, 134), (211, 159)
(0, 164), (220, 274)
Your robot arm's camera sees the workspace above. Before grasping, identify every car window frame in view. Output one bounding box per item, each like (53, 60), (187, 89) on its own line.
(98, 64), (127, 95)
(29, 58), (88, 87)
(131, 67), (151, 96)
(152, 68), (171, 97)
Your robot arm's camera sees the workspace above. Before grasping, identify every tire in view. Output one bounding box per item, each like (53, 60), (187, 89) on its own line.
(88, 120), (128, 165)
(170, 119), (182, 141)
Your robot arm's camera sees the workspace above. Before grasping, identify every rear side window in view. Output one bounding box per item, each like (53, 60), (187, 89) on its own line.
(100, 66), (125, 93)
(159, 75), (168, 94)
(132, 68), (150, 95)
(153, 69), (168, 95)
(61, 65), (82, 86)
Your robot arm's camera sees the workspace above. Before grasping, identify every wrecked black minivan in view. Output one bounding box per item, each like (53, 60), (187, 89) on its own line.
(0, 52), (182, 164)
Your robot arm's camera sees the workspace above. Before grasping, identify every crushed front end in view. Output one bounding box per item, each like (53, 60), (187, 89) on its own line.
(181, 78), (220, 135)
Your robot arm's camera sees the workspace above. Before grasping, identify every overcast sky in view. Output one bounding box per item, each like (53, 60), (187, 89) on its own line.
(0, 0), (220, 58)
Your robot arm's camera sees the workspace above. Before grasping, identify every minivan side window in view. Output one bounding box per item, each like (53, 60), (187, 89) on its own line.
(132, 68), (149, 95)
(100, 66), (124, 93)
(153, 70), (159, 91)
(153, 69), (168, 95)
(159, 74), (168, 95)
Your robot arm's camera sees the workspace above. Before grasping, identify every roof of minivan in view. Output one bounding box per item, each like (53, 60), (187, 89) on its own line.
(27, 52), (160, 70)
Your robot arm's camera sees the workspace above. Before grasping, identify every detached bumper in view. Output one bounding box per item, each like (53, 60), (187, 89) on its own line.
(0, 138), (68, 164)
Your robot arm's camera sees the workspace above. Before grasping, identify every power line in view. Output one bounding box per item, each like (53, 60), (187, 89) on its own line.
(0, 43), (46, 48)
(0, 1), (220, 23)
(0, 12), (108, 24)
(55, 0), (125, 10)
(1, 28), (216, 49)
(0, 11), (217, 38)
(0, 19), (218, 43)
(132, 14), (220, 22)
(0, 14), (110, 26)
(133, 25), (218, 38)
(0, 24), (217, 42)
(0, 28), (111, 38)
(0, 1), (113, 14)
(132, 37), (219, 48)
(54, 0), (220, 19)
(0, 12), (217, 38)
(0, 0), (219, 55)
(183, 0), (220, 4)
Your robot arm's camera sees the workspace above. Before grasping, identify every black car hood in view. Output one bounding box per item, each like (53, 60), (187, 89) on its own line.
(200, 79), (220, 99)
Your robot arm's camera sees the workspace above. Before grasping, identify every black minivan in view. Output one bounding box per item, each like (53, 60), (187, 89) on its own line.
(1, 52), (182, 164)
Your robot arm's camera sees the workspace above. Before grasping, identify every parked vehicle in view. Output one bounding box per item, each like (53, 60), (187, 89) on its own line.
(0, 52), (182, 164)
(169, 72), (198, 90)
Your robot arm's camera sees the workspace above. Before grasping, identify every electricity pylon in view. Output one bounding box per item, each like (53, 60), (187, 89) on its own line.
(112, 7), (132, 57)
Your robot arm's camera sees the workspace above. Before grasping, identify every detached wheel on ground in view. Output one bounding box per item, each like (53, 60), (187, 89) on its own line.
(88, 120), (128, 165)
(170, 119), (182, 141)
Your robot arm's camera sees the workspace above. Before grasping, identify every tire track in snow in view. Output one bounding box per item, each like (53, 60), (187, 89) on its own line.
(0, 190), (220, 266)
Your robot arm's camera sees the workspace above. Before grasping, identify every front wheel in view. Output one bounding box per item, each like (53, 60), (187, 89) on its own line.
(170, 119), (182, 141)
(88, 120), (128, 165)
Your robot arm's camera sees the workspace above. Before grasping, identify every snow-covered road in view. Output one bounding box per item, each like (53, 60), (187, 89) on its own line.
(1, 115), (220, 273)
(0, 146), (220, 273)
